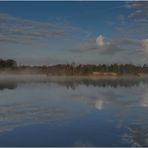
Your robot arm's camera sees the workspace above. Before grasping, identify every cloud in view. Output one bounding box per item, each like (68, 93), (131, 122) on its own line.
(126, 1), (148, 12)
(66, 33), (148, 64)
(68, 35), (144, 54)
(116, 1), (148, 38)
(142, 39), (148, 54)
(67, 40), (98, 52)
(96, 35), (105, 47)
(0, 13), (91, 65)
(67, 34), (107, 53)
(126, 1), (148, 20)
(0, 13), (89, 44)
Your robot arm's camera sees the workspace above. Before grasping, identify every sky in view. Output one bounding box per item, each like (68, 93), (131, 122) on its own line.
(0, 1), (148, 65)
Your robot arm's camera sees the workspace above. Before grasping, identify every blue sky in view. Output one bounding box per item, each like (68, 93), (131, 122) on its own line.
(0, 1), (148, 65)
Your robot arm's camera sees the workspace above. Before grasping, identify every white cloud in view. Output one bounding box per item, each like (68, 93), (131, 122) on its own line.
(96, 35), (105, 47)
(142, 39), (148, 54)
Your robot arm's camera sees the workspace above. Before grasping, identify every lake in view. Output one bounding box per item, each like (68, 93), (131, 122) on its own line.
(0, 75), (148, 147)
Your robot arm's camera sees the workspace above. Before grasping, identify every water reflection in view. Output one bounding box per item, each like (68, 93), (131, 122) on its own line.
(122, 124), (148, 146)
(73, 88), (148, 110)
(51, 77), (148, 89)
(0, 103), (73, 133)
(0, 75), (148, 146)
(0, 81), (17, 90)
(1, 75), (148, 90)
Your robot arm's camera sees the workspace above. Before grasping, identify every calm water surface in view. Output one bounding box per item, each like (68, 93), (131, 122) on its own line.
(0, 75), (148, 146)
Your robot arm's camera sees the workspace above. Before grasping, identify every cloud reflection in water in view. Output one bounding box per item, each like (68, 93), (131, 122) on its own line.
(0, 75), (148, 146)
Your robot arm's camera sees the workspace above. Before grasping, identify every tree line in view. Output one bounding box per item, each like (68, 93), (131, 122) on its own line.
(0, 59), (148, 75)
(45, 63), (148, 75)
(0, 59), (17, 68)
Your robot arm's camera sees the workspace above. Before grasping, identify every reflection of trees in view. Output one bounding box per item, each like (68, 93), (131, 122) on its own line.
(48, 77), (148, 89)
(0, 81), (17, 90)
(1, 76), (148, 90)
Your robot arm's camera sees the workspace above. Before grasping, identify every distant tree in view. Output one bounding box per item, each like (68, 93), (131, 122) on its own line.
(6, 59), (17, 68)
(0, 59), (17, 69)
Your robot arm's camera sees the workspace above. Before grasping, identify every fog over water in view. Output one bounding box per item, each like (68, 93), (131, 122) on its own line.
(0, 75), (148, 146)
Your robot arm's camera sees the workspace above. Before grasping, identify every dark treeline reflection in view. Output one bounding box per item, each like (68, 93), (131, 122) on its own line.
(1, 76), (148, 90)
(0, 81), (17, 90)
(53, 77), (148, 89)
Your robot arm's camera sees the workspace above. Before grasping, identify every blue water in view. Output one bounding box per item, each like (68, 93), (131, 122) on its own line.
(0, 76), (147, 146)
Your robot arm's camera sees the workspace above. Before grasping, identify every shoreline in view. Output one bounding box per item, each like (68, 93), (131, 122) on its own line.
(0, 73), (148, 78)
